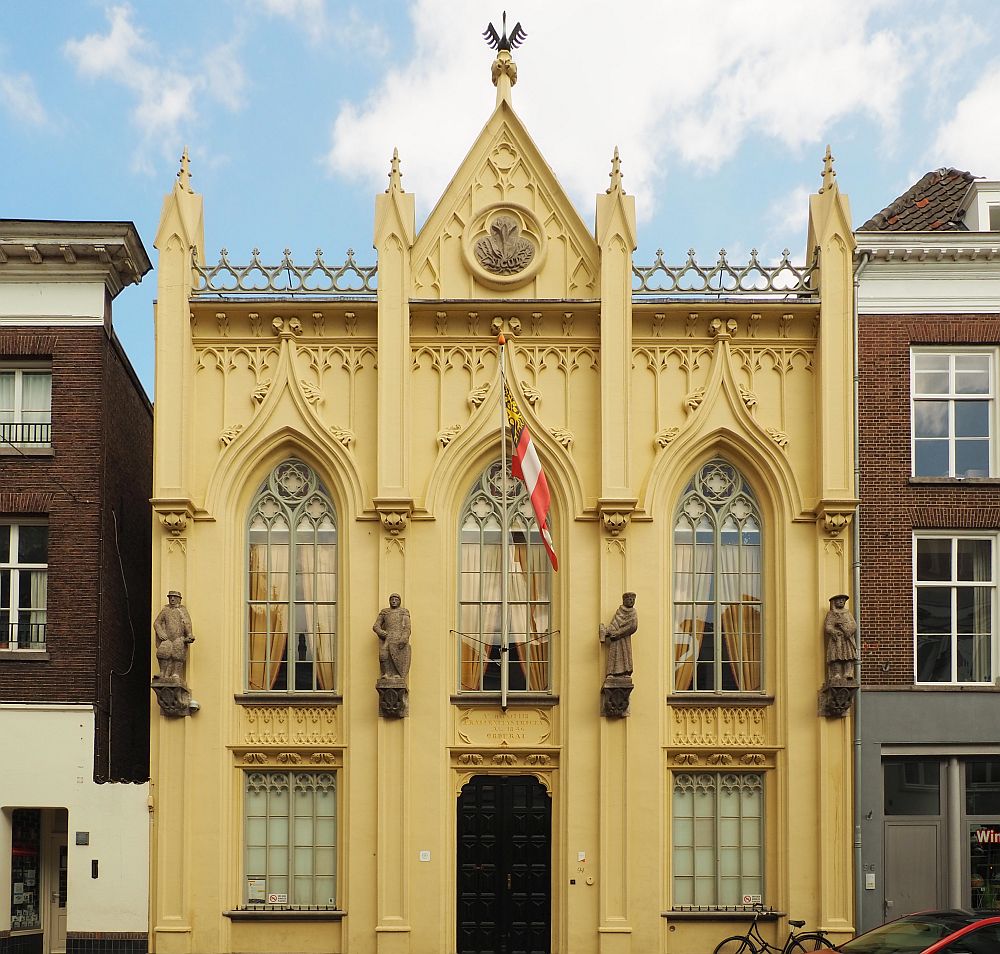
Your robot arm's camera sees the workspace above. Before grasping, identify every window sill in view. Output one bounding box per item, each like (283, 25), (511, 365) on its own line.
(0, 650), (49, 660)
(667, 693), (773, 705)
(0, 446), (53, 456)
(224, 907), (344, 921)
(909, 476), (1000, 485)
(234, 692), (342, 706)
(663, 908), (783, 921)
(909, 683), (1000, 691)
(451, 693), (558, 707)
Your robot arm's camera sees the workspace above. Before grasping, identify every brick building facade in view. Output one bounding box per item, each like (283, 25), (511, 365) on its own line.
(856, 173), (1000, 929)
(0, 221), (152, 954)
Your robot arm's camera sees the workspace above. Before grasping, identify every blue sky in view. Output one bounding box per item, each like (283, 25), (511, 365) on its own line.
(3, 0), (1000, 395)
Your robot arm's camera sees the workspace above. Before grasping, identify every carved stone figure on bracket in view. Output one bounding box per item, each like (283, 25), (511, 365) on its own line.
(819, 593), (859, 718)
(374, 594), (411, 717)
(600, 592), (637, 717)
(151, 591), (199, 717)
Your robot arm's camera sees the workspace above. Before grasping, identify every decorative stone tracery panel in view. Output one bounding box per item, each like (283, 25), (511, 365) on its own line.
(668, 705), (769, 748)
(240, 705), (339, 746)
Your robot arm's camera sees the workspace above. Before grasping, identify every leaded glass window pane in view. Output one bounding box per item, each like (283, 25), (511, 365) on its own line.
(247, 460), (337, 692)
(673, 460), (762, 692)
(458, 460), (553, 693)
(672, 772), (763, 908)
(244, 771), (337, 908)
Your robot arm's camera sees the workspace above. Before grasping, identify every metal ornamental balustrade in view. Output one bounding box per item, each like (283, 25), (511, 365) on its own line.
(191, 246), (819, 300)
(0, 422), (51, 445)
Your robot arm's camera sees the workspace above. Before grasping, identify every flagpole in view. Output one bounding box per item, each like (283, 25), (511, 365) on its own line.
(498, 333), (509, 711)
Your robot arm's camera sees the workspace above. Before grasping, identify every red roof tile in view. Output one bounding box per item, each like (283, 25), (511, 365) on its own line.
(860, 168), (978, 231)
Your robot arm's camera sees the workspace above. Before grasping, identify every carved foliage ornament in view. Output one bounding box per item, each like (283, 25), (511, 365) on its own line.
(463, 203), (547, 290)
(475, 215), (535, 275)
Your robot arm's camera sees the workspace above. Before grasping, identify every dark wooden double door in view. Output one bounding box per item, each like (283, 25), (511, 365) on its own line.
(457, 775), (551, 954)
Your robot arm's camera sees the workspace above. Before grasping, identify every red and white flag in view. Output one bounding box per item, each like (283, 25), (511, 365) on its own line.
(504, 382), (558, 570)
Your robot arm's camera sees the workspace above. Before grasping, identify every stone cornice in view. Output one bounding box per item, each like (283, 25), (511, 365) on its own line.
(855, 231), (1000, 264)
(0, 219), (152, 297)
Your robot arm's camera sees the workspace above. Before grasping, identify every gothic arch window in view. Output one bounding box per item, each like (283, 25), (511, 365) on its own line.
(458, 460), (552, 694)
(673, 458), (762, 692)
(247, 459), (337, 692)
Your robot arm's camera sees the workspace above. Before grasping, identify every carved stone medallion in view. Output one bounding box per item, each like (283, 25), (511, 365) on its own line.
(475, 215), (534, 275)
(462, 202), (547, 290)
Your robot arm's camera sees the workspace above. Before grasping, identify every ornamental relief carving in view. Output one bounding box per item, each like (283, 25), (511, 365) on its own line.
(241, 705), (339, 746)
(461, 202), (547, 291)
(669, 706), (769, 747)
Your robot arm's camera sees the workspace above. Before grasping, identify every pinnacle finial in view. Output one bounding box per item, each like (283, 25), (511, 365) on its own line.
(606, 147), (624, 195)
(177, 147), (192, 193)
(386, 147), (403, 194)
(485, 13), (525, 106)
(820, 144), (836, 194)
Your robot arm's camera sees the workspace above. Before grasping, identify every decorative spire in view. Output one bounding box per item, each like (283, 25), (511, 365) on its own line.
(484, 13), (526, 107)
(386, 147), (404, 194)
(606, 146), (624, 195)
(819, 144), (836, 194)
(176, 147), (193, 193)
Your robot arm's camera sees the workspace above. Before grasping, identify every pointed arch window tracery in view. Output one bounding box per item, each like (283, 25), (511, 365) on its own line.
(246, 459), (337, 692)
(458, 460), (552, 693)
(673, 458), (762, 692)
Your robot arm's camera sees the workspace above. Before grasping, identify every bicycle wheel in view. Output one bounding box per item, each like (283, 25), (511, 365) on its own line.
(713, 936), (756, 954)
(788, 933), (835, 952)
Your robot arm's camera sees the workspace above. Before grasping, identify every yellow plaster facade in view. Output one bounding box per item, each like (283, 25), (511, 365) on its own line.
(149, 58), (857, 954)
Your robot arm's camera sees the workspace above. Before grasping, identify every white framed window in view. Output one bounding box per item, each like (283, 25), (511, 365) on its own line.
(914, 534), (995, 684)
(673, 459), (762, 692)
(457, 460), (552, 694)
(244, 771), (337, 908)
(246, 460), (337, 692)
(912, 349), (995, 478)
(0, 366), (51, 447)
(672, 772), (763, 907)
(0, 522), (48, 650)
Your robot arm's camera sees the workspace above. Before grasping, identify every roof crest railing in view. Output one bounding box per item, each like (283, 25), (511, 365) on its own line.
(192, 247), (378, 297)
(632, 247), (819, 298)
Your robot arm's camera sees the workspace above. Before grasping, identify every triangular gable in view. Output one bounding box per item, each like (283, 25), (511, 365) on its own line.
(411, 100), (599, 300)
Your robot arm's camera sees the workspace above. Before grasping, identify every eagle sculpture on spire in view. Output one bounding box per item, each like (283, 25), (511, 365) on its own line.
(483, 11), (526, 52)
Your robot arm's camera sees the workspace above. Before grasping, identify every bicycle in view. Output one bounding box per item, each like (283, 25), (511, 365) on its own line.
(712, 904), (834, 954)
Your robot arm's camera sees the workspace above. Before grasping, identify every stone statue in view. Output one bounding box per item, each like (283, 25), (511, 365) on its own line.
(374, 594), (411, 717)
(373, 593), (411, 681)
(823, 594), (858, 686)
(600, 592), (637, 678)
(818, 593), (859, 719)
(600, 592), (637, 717)
(151, 591), (198, 717)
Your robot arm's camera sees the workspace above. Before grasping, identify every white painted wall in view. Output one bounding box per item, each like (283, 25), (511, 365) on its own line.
(0, 282), (105, 324)
(0, 705), (149, 933)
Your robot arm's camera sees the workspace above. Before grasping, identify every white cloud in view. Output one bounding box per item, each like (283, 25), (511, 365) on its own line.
(256, 0), (388, 52)
(0, 71), (49, 127)
(927, 60), (1000, 178)
(64, 5), (246, 171)
(325, 0), (952, 224)
(768, 186), (812, 244)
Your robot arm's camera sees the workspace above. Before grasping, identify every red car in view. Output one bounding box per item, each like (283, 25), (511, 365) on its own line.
(833, 910), (1000, 953)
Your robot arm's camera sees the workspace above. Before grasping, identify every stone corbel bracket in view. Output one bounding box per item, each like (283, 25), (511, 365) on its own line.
(153, 498), (196, 536)
(816, 501), (858, 537)
(598, 498), (638, 537)
(374, 497), (414, 536)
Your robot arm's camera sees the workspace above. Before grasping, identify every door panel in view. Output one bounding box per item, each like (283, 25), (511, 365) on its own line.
(457, 775), (551, 954)
(884, 822), (941, 918)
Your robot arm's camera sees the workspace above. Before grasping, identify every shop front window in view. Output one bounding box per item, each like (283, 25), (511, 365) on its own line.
(10, 808), (41, 931)
(968, 758), (1000, 911)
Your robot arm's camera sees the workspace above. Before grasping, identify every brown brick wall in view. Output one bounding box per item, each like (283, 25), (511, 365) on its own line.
(95, 331), (151, 782)
(858, 311), (1000, 687)
(0, 324), (152, 782)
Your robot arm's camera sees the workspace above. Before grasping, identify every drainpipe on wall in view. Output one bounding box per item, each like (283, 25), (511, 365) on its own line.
(852, 249), (871, 931)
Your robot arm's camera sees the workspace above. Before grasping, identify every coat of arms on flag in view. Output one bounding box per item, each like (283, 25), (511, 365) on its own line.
(504, 382), (558, 570)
